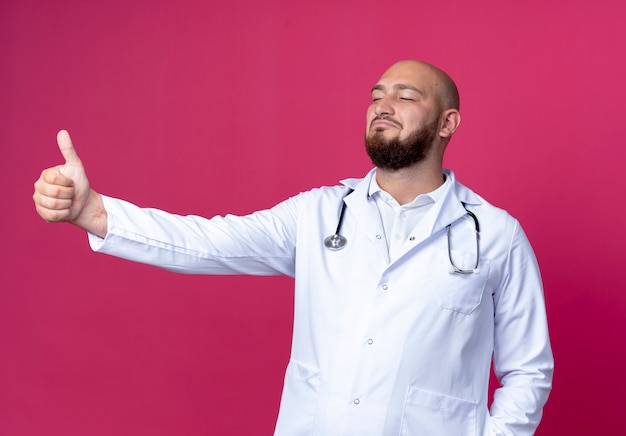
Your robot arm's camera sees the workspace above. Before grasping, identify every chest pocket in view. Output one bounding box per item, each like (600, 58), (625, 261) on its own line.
(433, 248), (490, 315)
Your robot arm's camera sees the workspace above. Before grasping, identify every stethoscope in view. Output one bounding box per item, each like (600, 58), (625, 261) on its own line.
(323, 189), (354, 251)
(324, 190), (481, 275)
(446, 205), (480, 275)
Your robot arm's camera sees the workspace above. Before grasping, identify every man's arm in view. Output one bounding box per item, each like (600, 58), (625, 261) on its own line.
(33, 130), (108, 238)
(489, 222), (553, 435)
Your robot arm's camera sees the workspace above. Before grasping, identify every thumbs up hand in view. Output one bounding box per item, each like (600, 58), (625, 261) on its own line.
(34, 130), (107, 237)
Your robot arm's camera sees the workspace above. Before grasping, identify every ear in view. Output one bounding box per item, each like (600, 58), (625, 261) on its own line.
(438, 109), (461, 138)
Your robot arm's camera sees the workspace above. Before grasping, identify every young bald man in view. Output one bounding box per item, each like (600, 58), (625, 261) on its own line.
(34, 60), (553, 435)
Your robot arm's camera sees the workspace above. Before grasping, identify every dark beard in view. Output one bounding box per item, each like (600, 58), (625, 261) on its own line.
(365, 119), (439, 171)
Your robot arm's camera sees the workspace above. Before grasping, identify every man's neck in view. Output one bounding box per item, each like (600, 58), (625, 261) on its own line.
(375, 163), (445, 205)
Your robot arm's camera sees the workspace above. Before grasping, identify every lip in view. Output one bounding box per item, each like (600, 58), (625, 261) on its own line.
(370, 117), (401, 130)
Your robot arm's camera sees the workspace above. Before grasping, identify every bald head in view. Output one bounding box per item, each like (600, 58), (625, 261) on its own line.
(380, 60), (460, 111)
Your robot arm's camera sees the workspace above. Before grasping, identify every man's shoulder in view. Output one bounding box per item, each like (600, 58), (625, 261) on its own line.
(450, 175), (518, 225)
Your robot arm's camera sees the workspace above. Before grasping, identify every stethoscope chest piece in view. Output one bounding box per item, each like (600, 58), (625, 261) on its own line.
(324, 188), (354, 251)
(324, 234), (348, 250)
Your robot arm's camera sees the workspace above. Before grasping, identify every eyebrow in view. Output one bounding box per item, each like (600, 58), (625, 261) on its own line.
(371, 83), (425, 95)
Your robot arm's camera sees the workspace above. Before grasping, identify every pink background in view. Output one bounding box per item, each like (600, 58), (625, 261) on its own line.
(2, 0), (625, 434)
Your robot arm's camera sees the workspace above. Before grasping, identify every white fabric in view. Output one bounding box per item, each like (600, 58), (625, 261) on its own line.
(89, 168), (553, 435)
(369, 174), (447, 260)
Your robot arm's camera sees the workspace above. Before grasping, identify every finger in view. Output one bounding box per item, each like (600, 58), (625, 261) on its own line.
(33, 187), (73, 222)
(35, 176), (75, 199)
(40, 166), (74, 187)
(36, 194), (73, 211)
(57, 130), (82, 166)
(34, 201), (72, 222)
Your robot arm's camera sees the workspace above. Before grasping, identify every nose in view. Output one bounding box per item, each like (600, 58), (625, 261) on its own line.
(374, 95), (394, 117)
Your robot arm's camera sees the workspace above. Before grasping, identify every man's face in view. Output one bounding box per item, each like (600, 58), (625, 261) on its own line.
(365, 62), (443, 169)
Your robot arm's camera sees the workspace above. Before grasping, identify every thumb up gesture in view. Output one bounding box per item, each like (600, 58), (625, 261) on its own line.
(33, 131), (106, 237)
